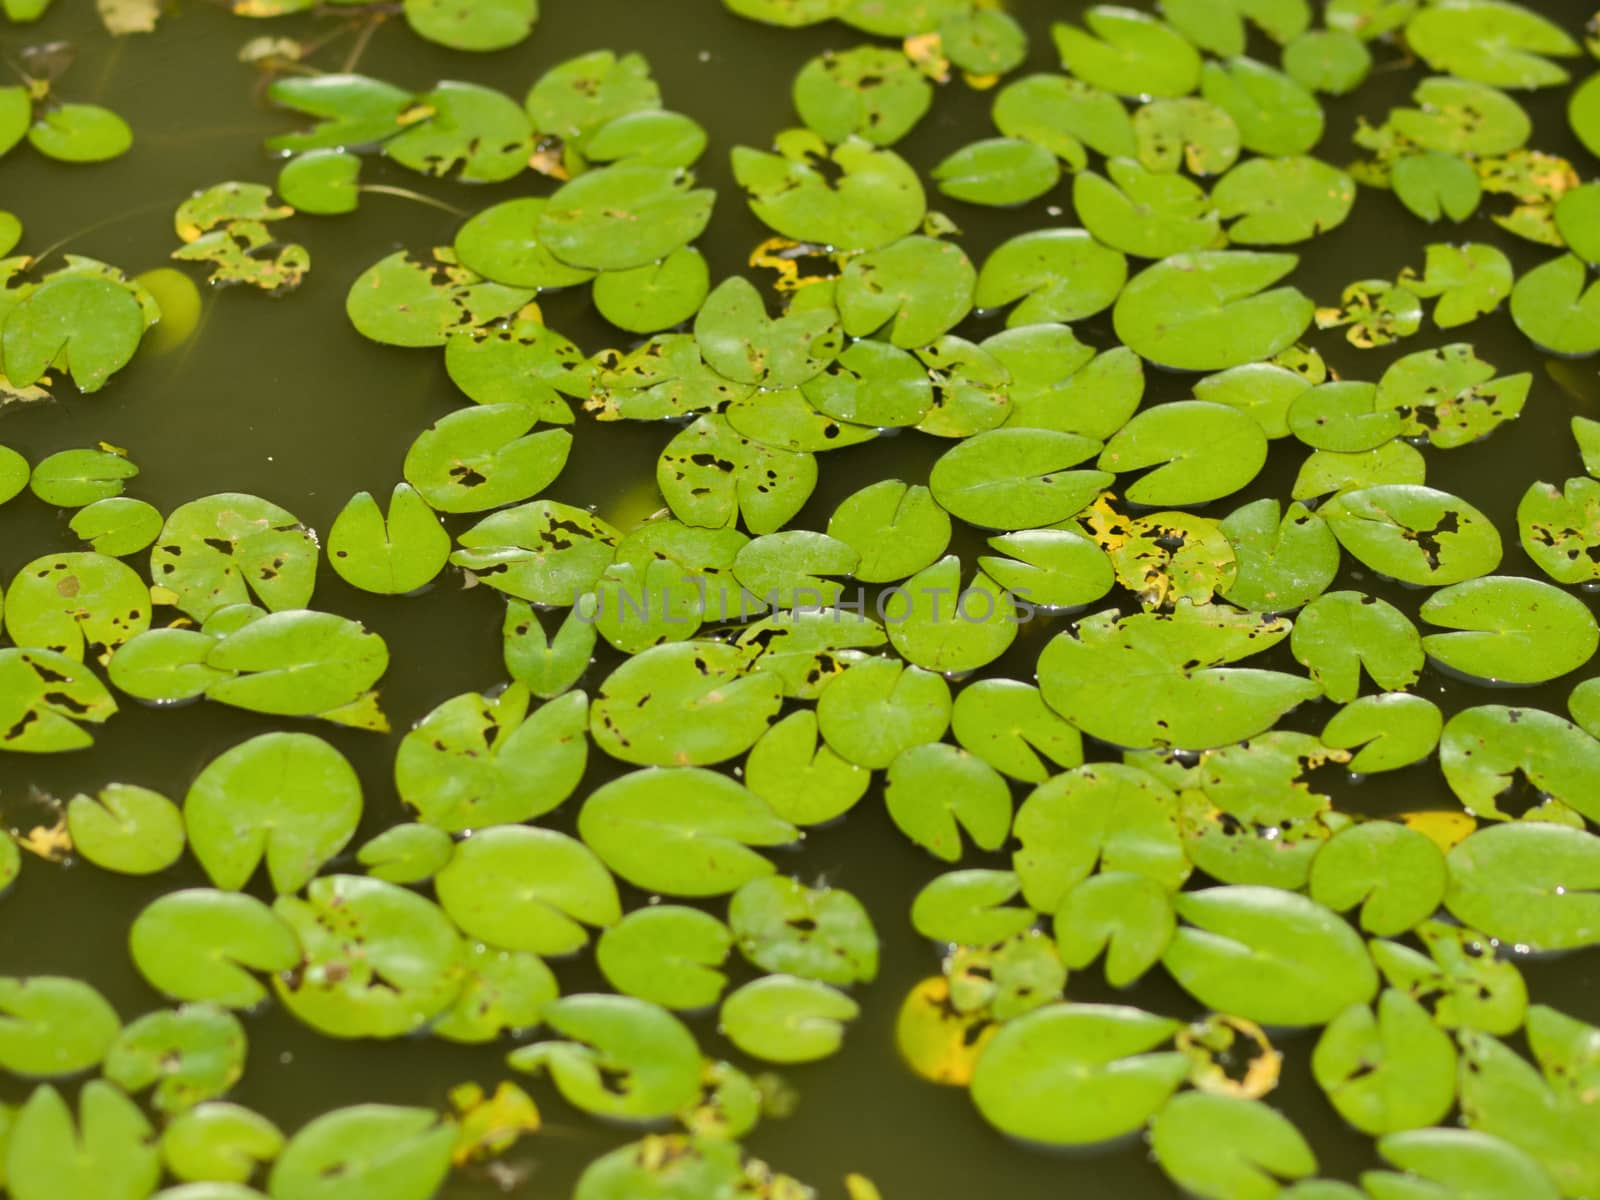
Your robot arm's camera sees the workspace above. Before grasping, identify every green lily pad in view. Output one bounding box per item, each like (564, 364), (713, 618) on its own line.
(592, 247), (709, 334)
(1290, 590), (1423, 702)
(69, 497), (163, 557)
(1419, 575), (1597, 684)
(265, 74), (413, 154)
(524, 50), (661, 146)
(5, 551), (150, 663)
(1100, 400), (1267, 505)
(1312, 990), (1457, 1136)
(129, 889), (300, 1008)
(1283, 30), (1372, 94)
(1212, 156), (1355, 244)
(1309, 822), (1447, 935)
(355, 823), (453, 885)
(1573, 71), (1600, 158)
(452, 499), (619, 604)
(1322, 693), (1442, 773)
(347, 248), (534, 348)
(951, 679), (1083, 783)
(8, 1082), (159, 1200)
(970, 1003), (1188, 1145)
(454, 199), (597, 292)
(719, 975), (859, 1064)
(276, 149), (360, 216)
(1133, 98), (1241, 175)
(1053, 8), (1202, 98)
(1054, 871), (1175, 987)
(694, 276), (840, 387)
(656, 415), (817, 533)
(825, 479), (950, 583)
(0, 976), (119, 1078)
(1163, 886), (1379, 1025)
(503, 600), (596, 697)
(1218, 498), (1338, 612)
(403, 403), (570, 514)
(3, 275), (144, 393)
(1402, 243), (1512, 327)
(149, 493), (318, 621)
(445, 318), (586, 419)
(585, 109), (708, 169)
(396, 686), (587, 830)
(974, 228), (1128, 326)
(1073, 158), (1222, 259)
(326, 484), (448, 594)
(933, 137), (1061, 207)
(1511, 253), (1600, 356)
(0, 647), (118, 752)
(1039, 605), (1317, 750)
(733, 134), (925, 252)
(793, 46), (932, 146)
(184, 732), (361, 894)
(28, 447), (137, 507)
(509, 994), (702, 1119)
(403, 0), (537, 51)
(162, 1102), (284, 1185)
(273, 875), (463, 1039)
(66, 783), (183, 875)
(0, 443), (25, 505)
(744, 710), (871, 825)
(991, 74), (1137, 166)
(836, 236), (975, 348)
(730, 875), (877, 984)
(590, 640), (781, 766)
(103, 1004), (245, 1116)
(1013, 763), (1189, 910)
(1319, 485), (1502, 586)
(928, 428), (1108, 529)
(1392, 151), (1483, 223)
(580, 767), (797, 896)
(1371, 920), (1527, 1036)
(1293, 442), (1428, 502)
(433, 943), (557, 1044)
(884, 742), (1011, 862)
(911, 870), (1036, 946)
(436, 825), (618, 955)
(1445, 822), (1600, 951)
(940, 8), (1029, 75)
(1200, 58), (1323, 156)
(385, 82), (533, 183)
(596, 906), (732, 1010)
(199, 609), (387, 721)
(817, 657), (950, 768)
(1150, 1093), (1317, 1199)
(267, 1105), (452, 1200)
(1406, 0), (1579, 88)
(1440, 704), (1600, 823)
(29, 103), (132, 163)
(1114, 250), (1313, 371)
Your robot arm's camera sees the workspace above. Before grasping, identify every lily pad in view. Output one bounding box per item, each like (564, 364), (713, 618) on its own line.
(1150, 1092), (1317, 1199)
(1420, 575), (1597, 684)
(1052, 8), (1202, 98)
(1320, 485), (1502, 586)
(969, 1002), (1189, 1145)
(596, 907), (732, 1010)
(66, 783), (184, 875)
(267, 1105), (452, 1200)
(1445, 822), (1600, 950)
(720, 975), (859, 1064)
(1113, 251), (1313, 371)
(1406, 0), (1580, 88)
(579, 767), (797, 896)
(974, 229), (1127, 326)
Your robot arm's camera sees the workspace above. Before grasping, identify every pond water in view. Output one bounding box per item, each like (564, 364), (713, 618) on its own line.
(1, 0), (1598, 1196)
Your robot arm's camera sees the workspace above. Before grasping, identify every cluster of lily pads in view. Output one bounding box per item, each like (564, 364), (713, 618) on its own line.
(2, 0), (1600, 1197)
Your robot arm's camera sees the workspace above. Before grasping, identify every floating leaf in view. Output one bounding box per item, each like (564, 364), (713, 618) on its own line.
(596, 906), (732, 1010)
(437, 826), (617, 956)
(969, 1003), (1188, 1145)
(1073, 158), (1222, 259)
(267, 1105), (453, 1200)
(8, 1082), (160, 1200)
(1055, 872), (1175, 987)
(1420, 575), (1597, 684)
(1510, 253), (1600, 356)
(149, 493), (317, 622)
(579, 767), (797, 896)
(403, 0), (538, 52)
(103, 1004), (245, 1116)
(1163, 886), (1379, 1025)
(719, 975), (858, 1064)
(1406, 0), (1579, 88)
(816, 657), (950, 769)
(793, 46), (932, 146)
(1150, 1093), (1317, 1199)
(185, 732), (360, 894)
(129, 889), (300, 1008)
(273, 875), (463, 1039)
(0, 647), (118, 752)
(1052, 8), (1202, 98)
(734, 134), (926, 252)
(1200, 57), (1323, 156)
(509, 994), (702, 1119)
(0, 976), (119, 1078)
(1320, 485), (1501, 586)
(1392, 151), (1483, 223)
(730, 875), (877, 984)
(66, 783), (182, 875)
(3, 276), (144, 393)
(1212, 156), (1355, 244)
(69, 497), (163, 558)
(1322, 693), (1442, 773)
(884, 742), (1011, 862)
(974, 229), (1127, 326)
(1445, 822), (1600, 951)
(1363, 1127), (1560, 1200)
(29, 103), (133, 163)
(1440, 704), (1600, 823)
(1114, 251), (1313, 371)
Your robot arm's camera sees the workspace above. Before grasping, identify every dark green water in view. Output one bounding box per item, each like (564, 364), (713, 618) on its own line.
(0, 1), (1597, 1195)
